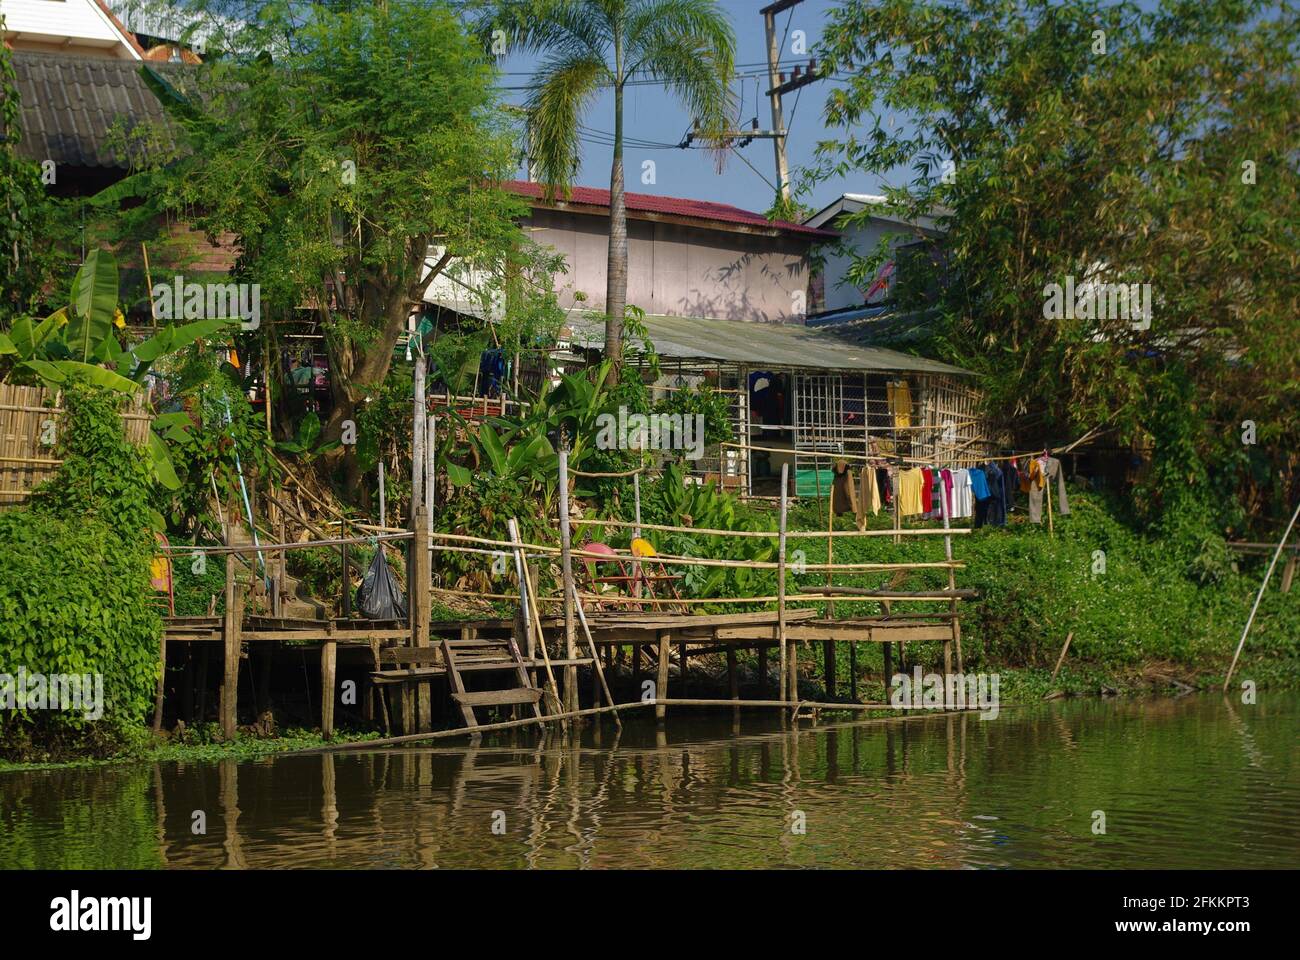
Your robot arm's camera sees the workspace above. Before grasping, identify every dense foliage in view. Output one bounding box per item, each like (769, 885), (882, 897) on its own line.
(813, 0), (1300, 537)
(0, 385), (162, 761)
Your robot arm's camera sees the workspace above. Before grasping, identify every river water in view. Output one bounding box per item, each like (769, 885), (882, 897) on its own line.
(2, 694), (1297, 869)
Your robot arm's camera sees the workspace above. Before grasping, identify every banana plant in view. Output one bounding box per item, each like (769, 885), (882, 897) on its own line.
(0, 249), (235, 488)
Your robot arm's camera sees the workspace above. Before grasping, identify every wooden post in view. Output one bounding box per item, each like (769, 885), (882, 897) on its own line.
(777, 463), (789, 703)
(321, 628), (337, 738)
(824, 466), (835, 697)
(849, 641), (858, 701)
(893, 465), (902, 545)
(1281, 555), (1296, 594)
(632, 470), (642, 600)
(412, 505), (432, 732)
(655, 630), (671, 723)
(221, 524), (242, 740)
(426, 413), (436, 527)
(882, 639), (893, 693)
(378, 460), (387, 528)
(152, 631), (167, 733)
(557, 449), (578, 715)
(757, 646), (768, 697)
(341, 540), (351, 620)
(412, 350), (426, 518)
(728, 648), (738, 701)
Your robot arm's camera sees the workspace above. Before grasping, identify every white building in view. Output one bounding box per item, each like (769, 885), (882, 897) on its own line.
(804, 193), (946, 314)
(1, 0), (143, 59)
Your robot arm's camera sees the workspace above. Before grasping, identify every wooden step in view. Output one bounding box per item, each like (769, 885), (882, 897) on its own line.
(451, 688), (544, 707)
(445, 638), (511, 649)
(454, 660), (523, 673)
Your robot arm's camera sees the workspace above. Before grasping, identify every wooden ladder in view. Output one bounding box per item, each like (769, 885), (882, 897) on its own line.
(442, 627), (544, 729)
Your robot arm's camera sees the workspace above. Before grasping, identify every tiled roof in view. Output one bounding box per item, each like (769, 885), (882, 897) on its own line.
(503, 179), (837, 239)
(10, 51), (181, 168)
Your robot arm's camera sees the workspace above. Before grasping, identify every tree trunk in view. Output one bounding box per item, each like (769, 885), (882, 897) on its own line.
(604, 83), (627, 383)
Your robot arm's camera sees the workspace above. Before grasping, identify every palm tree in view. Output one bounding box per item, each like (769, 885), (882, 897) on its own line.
(478, 0), (735, 380)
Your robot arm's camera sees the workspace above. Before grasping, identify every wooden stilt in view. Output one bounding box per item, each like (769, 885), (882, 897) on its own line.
(655, 630), (671, 723)
(321, 636), (337, 738)
(757, 646), (768, 697)
(728, 649), (738, 701)
(152, 633), (166, 733)
(411, 506), (432, 732)
(220, 524), (243, 740)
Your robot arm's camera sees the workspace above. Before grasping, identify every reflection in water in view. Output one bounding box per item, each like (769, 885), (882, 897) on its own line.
(2, 694), (1298, 869)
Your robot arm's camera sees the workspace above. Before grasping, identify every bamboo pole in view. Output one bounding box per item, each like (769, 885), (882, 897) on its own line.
(572, 582), (621, 728)
(558, 448), (578, 715)
(1223, 499), (1300, 692)
(1049, 632), (1074, 685)
(512, 517), (564, 724)
(778, 462), (790, 704)
(572, 518), (973, 539)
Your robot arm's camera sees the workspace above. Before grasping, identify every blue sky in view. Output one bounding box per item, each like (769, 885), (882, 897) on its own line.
(490, 0), (864, 219)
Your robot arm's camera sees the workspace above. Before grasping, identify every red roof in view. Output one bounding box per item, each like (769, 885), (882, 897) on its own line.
(502, 180), (837, 239)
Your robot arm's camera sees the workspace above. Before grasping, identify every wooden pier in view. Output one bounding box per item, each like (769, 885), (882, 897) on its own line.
(156, 460), (975, 741)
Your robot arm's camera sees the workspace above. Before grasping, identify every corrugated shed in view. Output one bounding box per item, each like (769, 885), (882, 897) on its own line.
(564, 312), (972, 376)
(11, 51), (180, 168)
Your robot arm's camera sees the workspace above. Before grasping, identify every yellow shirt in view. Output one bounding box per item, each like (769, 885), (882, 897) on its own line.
(898, 467), (926, 516)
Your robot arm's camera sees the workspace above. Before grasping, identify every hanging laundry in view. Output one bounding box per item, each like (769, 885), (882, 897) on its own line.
(928, 468), (945, 519)
(920, 467), (934, 515)
(983, 461), (1007, 527)
(859, 465), (880, 522)
(1003, 459), (1019, 513)
(1026, 456), (1070, 523)
(831, 459), (857, 518)
(877, 466), (892, 505)
(951, 468), (974, 518)
(886, 380), (912, 429)
(970, 465), (992, 502)
(940, 468), (955, 519)
(897, 466), (927, 516)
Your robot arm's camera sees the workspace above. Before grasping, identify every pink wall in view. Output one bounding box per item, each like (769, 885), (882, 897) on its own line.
(527, 208), (814, 324)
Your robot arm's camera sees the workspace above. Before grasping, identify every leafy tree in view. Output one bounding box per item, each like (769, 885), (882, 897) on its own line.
(476, 0), (737, 379)
(132, 1), (532, 490)
(813, 0), (1300, 535)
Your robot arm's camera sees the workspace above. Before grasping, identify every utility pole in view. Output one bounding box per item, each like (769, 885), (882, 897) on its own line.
(761, 0), (798, 204)
(760, 0), (824, 205)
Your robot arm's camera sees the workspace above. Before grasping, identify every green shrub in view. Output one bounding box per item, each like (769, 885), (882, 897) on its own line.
(0, 383), (162, 760)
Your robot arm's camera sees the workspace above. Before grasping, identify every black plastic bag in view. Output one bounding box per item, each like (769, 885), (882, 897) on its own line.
(355, 547), (407, 620)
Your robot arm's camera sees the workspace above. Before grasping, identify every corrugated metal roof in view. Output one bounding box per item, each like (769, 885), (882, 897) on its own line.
(504, 180), (837, 239)
(11, 51), (182, 168)
(564, 313), (972, 376)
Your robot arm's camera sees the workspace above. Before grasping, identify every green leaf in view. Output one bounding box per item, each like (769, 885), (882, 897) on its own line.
(446, 462), (473, 486)
(148, 432), (182, 490)
(66, 250), (119, 362)
(0, 332), (16, 356)
(45, 360), (139, 393)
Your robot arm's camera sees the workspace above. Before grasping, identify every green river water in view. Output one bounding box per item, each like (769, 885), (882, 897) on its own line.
(2, 693), (1297, 869)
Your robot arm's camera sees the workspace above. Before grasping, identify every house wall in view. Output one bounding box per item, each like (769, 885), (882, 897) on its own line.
(526, 208), (813, 324)
(1, 0), (141, 59)
(820, 218), (943, 313)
